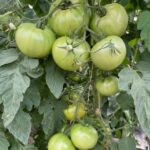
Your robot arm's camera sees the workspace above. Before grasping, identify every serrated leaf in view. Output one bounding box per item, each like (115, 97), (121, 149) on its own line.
(0, 96), (2, 104)
(119, 61), (150, 139)
(21, 57), (39, 70)
(93, 143), (103, 150)
(20, 56), (43, 78)
(39, 101), (55, 137)
(39, 95), (66, 138)
(111, 142), (119, 150)
(51, 100), (66, 131)
(24, 145), (37, 150)
(118, 137), (136, 150)
(111, 137), (136, 150)
(7, 109), (31, 145)
(137, 11), (150, 52)
(0, 64), (30, 126)
(11, 140), (37, 150)
(116, 92), (134, 110)
(0, 49), (19, 67)
(0, 131), (9, 150)
(45, 59), (65, 98)
(23, 83), (41, 111)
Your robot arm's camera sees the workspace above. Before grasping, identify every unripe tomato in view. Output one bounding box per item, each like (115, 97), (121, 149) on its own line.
(91, 36), (126, 71)
(48, 133), (75, 150)
(64, 103), (86, 121)
(96, 76), (119, 96)
(48, 4), (90, 36)
(90, 3), (128, 36)
(15, 23), (55, 58)
(62, 93), (81, 102)
(52, 36), (90, 71)
(67, 72), (82, 82)
(70, 124), (98, 149)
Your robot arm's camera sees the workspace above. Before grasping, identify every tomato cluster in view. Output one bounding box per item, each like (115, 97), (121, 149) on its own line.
(48, 124), (98, 150)
(15, 0), (128, 149)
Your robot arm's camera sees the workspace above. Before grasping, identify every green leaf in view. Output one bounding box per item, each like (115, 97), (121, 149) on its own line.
(21, 57), (39, 70)
(51, 99), (66, 131)
(39, 101), (55, 137)
(23, 83), (41, 111)
(0, 32), (8, 47)
(0, 0), (15, 13)
(93, 143), (103, 150)
(111, 137), (136, 150)
(24, 145), (37, 150)
(11, 140), (37, 150)
(45, 59), (65, 98)
(7, 109), (31, 145)
(0, 49), (19, 67)
(116, 92), (134, 110)
(0, 64), (30, 126)
(0, 96), (2, 104)
(119, 61), (150, 139)
(137, 11), (150, 52)
(0, 131), (9, 150)
(39, 95), (66, 138)
(20, 56), (43, 78)
(33, 0), (50, 17)
(118, 137), (136, 150)
(111, 142), (119, 150)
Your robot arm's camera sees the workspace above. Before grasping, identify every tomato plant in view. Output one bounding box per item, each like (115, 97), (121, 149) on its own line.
(52, 36), (90, 71)
(15, 23), (56, 58)
(90, 3), (128, 36)
(48, 133), (75, 150)
(0, 0), (150, 150)
(96, 76), (119, 96)
(91, 35), (126, 70)
(70, 124), (98, 149)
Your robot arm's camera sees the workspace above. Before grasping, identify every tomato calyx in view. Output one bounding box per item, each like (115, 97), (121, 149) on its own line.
(36, 21), (45, 29)
(58, 0), (79, 10)
(58, 39), (84, 53)
(89, 4), (106, 17)
(91, 40), (121, 55)
(96, 5), (107, 17)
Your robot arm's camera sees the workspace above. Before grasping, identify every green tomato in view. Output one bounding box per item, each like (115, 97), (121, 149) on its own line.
(48, 133), (75, 150)
(48, 4), (90, 36)
(70, 124), (98, 149)
(91, 36), (126, 71)
(90, 3), (128, 36)
(64, 103), (86, 121)
(15, 23), (56, 58)
(52, 36), (90, 71)
(62, 93), (81, 102)
(96, 76), (119, 96)
(68, 73), (82, 82)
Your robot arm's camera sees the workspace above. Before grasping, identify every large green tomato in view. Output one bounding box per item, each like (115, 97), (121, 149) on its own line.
(52, 36), (90, 71)
(91, 36), (126, 71)
(15, 23), (55, 58)
(48, 133), (75, 150)
(96, 76), (119, 96)
(90, 3), (128, 36)
(48, 4), (90, 36)
(70, 124), (98, 149)
(64, 103), (86, 121)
